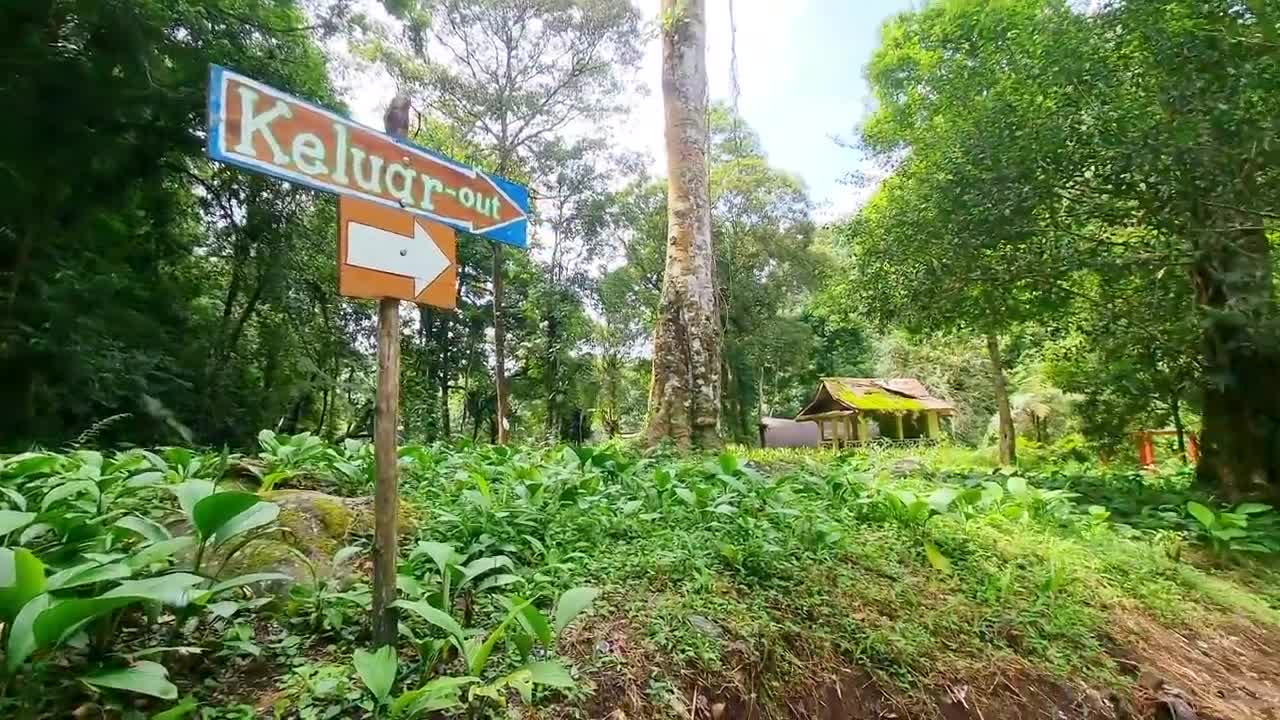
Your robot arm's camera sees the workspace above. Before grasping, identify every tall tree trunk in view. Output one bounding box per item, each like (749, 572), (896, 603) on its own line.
(986, 333), (1016, 465)
(1193, 216), (1280, 501)
(492, 244), (510, 444)
(647, 0), (720, 449)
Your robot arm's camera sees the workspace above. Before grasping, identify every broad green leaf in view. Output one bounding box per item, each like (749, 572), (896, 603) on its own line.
(149, 696), (198, 720)
(467, 601), (526, 676)
(6, 593), (50, 669)
(46, 561), (131, 591)
(923, 540), (951, 573)
(514, 600), (553, 646)
(674, 487), (696, 506)
(102, 573), (206, 604)
(1235, 503), (1273, 515)
(523, 659), (575, 688)
(128, 537), (195, 570)
(192, 492), (261, 540)
(0, 548), (45, 620)
(41, 481), (99, 511)
(1186, 501), (1216, 530)
(0, 510), (37, 537)
(353, 646), (397, 704)
(81, 660), (178, 699)
(412, 541), (458, 579)
(393, 599), (466, 643)
(0, 486), (27, 511)
(459, 555), (513, 588)
(115, 515), (172, 543)
(475, 573), (521, 593)
(206, 601), (242, 619)
(717, 452), (740, 476)
(553, 586), (599, 636)
(211, 501), (279, 547)
(172, 481), (215, 517)
(389, 675), (476, 717)
(503, 668), (534, 703)
(926, 487), (961, 514)
(1005, 477), (1028, 497)
(204, 572), (291, 597)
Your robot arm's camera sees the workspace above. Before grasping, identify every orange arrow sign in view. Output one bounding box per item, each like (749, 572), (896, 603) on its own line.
(209, 66), (529, 247)
(338, 197), (457, 308)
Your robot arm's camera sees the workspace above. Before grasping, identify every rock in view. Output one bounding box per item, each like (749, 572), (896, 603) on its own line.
(215, 490), (381, 593)
(687, 614), (725, 640)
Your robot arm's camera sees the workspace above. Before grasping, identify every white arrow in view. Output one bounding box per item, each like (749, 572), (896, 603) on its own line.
(346, 220), (450, 297)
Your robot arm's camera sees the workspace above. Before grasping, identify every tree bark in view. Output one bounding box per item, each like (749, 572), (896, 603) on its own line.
(986, 333), (1017, 465)
(647, 0), (721, 449)
(492, 244), (510, 444)
(1192, 215), (1280, 501)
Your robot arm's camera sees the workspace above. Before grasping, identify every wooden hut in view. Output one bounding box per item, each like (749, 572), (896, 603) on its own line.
(795, 378), (955, 449)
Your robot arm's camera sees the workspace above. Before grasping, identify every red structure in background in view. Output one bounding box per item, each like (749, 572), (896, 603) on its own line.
(1134, 429), (1199, 468)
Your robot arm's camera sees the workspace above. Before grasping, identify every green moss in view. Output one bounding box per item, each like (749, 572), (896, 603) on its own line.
(830, 382), (927, 412)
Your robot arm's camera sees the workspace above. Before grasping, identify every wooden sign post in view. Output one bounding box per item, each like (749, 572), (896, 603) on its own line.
(206, 66), (529, 646)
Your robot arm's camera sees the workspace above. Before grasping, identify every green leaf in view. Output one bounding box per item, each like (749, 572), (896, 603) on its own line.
(0, 510), (37, 538)
(1235, 503), (1273, 515)
(389, 676), (477, 718)
(1186, 501), (1216, 530)
(717, 452), (740, 476)
(212, 502), (279, 547)
(191, 492), (261, 540)
(353, 646), (398, 704)
(204, 572), (291, 597)
(514, 600), (553, 646)
(46, 561), (132, 591)
(926, 487), (961, 514)
(459, 554), (513, 587)
(172, 481), (215, 517)
(674, 487), (696, 506)
(522, 659), (575, 688)
(6, 593), (50, 669)
(467, 601), (527, 676)
(553, 586), (599, 637)
(0, 548), (45, 621)
(412, 541), (458, 579)
(923, 540), (951, 573)
(41, 480), (99, 511)
(475, 573), (521, 593)
(393, 599), (466, 644)
(128, 537), (196, 570)
(0, 486), (27, 511)
(81, 660), (178, 699)
(114, 516), (172, 543)
(1005, 476), (1028, 497)
(149, 696), (199, 720)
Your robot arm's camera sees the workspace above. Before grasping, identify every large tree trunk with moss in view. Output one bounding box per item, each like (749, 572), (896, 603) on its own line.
(646, 0), (720, 449)
(1193, 215), (1280, 501)
(986, 333), (1016, 465)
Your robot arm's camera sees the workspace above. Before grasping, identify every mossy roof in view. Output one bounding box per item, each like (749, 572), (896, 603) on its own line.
(795, 378), (955, 419)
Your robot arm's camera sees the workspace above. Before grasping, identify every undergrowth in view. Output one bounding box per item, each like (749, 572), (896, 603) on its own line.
(0, 434), (1276, 718)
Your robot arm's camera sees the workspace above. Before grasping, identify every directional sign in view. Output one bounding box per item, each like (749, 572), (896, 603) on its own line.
(339, 197), (457, 308)
(207, 65), (529, 249)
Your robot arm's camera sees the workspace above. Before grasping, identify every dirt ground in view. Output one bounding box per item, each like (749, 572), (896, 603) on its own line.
(551, 612), (1280, 720)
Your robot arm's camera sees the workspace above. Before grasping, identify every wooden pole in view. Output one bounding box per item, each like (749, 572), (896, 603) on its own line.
(372, 296), (400, 646)
(371, 93), (410, 647)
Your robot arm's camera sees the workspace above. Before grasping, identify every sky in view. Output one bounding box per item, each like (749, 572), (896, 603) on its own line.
(345, 0), (919, 221)
(621, 0), (919, 220)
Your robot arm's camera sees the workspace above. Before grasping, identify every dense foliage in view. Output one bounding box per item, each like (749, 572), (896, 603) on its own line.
(2, 437), (1277, 717)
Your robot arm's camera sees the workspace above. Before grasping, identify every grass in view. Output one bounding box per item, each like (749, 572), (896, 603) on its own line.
(2, 437), (1277, 718)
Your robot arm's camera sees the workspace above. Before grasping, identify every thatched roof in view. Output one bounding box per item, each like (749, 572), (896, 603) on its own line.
(795, 378), (955, 420)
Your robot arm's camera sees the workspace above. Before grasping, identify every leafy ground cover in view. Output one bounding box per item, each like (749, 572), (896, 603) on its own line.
(1, 434), (1278, 719)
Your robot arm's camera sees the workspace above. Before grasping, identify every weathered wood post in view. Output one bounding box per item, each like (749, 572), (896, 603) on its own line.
(370, 93), (412, 647)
